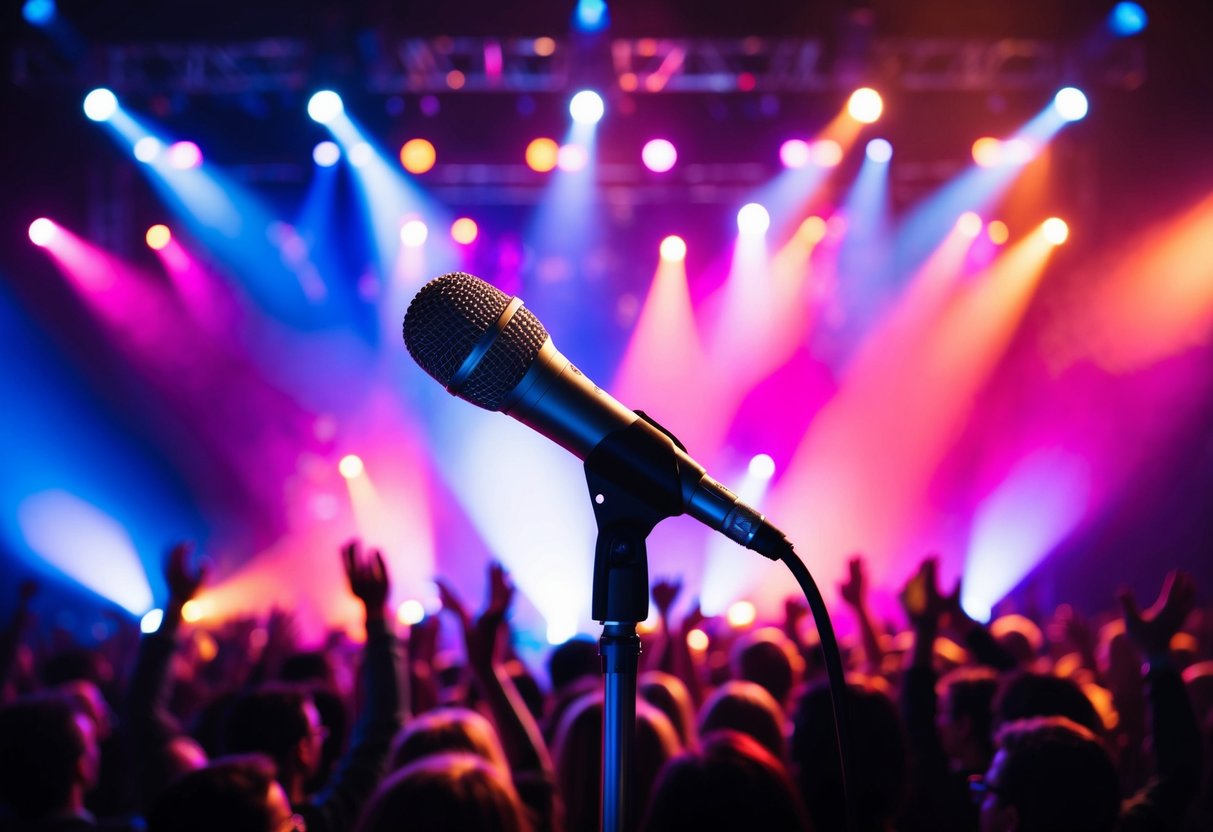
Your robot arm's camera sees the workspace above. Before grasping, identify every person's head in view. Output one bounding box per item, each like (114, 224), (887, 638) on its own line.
(553, 691), (682, 832)
(731, 627), (803, 707)
(0, 694), (101, 820)
(989, 615), (1043, 668)
(976, 717), (1119, 832)
(389, 707), (509, 775)
(994, 671), (1102, 736)
(223, 685), (327, 794)
(642, 730), (811, 832)
(547, 636), (599, 692)
(937, 666), (999, 770)
(146, 755), (301, 832)
(698, 680), (787, 762)
(640, 671), (698, 751)
(354, 753), (531, 832)
(791, 679), (907, 832)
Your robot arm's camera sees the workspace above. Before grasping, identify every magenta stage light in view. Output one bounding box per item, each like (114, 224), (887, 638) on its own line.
(736, 203), (771, 235)
(642, 139), (677, 173)
(167, 141), (202, 169)
(780, 139), (811, 169)
(29, 217), (57, 246)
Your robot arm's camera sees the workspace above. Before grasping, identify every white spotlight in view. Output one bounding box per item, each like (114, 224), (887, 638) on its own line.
(307, 90), (344, 124)
(569, 90), (605, 125)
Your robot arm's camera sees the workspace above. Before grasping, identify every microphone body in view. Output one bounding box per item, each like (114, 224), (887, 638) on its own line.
(403, 272), (790, 559)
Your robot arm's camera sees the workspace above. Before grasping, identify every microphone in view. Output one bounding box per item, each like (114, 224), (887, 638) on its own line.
(402, 271), (791, 560)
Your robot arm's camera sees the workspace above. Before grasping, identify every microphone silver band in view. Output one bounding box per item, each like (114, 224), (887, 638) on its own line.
(447, 295), (523, 395)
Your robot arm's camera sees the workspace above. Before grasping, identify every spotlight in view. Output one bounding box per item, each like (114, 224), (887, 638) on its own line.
(810, 139), (843, 167)
(865, 138), (893, 163)
(1053, 87), (1089, 122)
(957, 212), (983, 238)
(686, 628), (709, 651)
(847, 87), (883, 123)
(181, 599), (206, 623)
(167, 141), (202, 170)
(547, 619), (578, 646)
(727, 600), (757, 628)
(140, 609), (164, 634)
(779, 139), (811, 169)
(987, 220), (1009, 245)
(533, 37), (557, 57)
(748, 453), (776, 480)
(659, 235), (687, 262)
(133, 137), (162, 163)
(1002, 138), (1034, 164)
(641, 139), (677, 173)
(83, 88), (118, 122)
(574, 0), (609, 32)
(338, 454), (365, 479)
(972, 137), (1002, 167)
(307, 90), (344, 124)
(797, 216), (827, 244)
(22, 0), (56, 26)
(569, 90), (605, 125)
(348, 142), (373, 168)
(525, 137), (560, 172)
(397, 600), (426, 626)
(28, 218), (56, 247)
(145, 224), (171, 250)
(557, 143), (589, 172)
(400, 219), (429, 247)
(737, 203), (771, 235)
(312, 141), (340, 167)
(1042, 217), (1069, 245)
(450, 217), (479, 245)
(400, 138), (437, 174)
(1109, 2), (1147, 37)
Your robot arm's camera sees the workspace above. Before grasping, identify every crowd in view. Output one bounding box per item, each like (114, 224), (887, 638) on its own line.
(0, 539), (1209, 832)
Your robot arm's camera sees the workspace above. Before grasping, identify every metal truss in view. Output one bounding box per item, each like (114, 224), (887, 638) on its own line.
(13, 35), (1144, 95)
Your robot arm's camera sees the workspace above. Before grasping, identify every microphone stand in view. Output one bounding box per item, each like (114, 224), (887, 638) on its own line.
(585, 422), (677, 832)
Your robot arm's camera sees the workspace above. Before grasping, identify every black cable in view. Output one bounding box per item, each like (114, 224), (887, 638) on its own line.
(780, 546), (855, 832)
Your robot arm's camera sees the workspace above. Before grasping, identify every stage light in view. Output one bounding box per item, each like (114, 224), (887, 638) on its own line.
(446, 70), (466, 90)
(533, 37), (557, 57)
(312, 140), (340, 167)
(28, 218), (56, 246)
(988, 220), (1010, 245)
(451, 217), (479, 245)
(557, 143), (589, 172)
(338, 454), (365, 479)
(569, 90), (605, 125)
(748, 453), (776, 480)
(972, 137), (1002, 167)
(22, 0), (55, 26)
(1054, 87), (1089, 122)
(167, 141), (202, 170)
(642, 139), (677, 173)
(181, 599), (206, 623)
(83, 88), (118, 122)
(547, 618), (578, 646)
(400, 138), (437, 174)
(307, 90), (344, 124)
(145, 224), (171, 250)
(957, 212), (983, 238)
(847, 87), (883, 123)
(400, 219), (429, 247)
(349, 142), (373, 168)
(141, 609), (164, 634)
(1109, 2), (1147, 36)
(727, 600), (757, 628)
(866, 138), (893, 163)
(797, 216), (827, 244)
(659, 235), (687, 262)
(779, 139), (811, 169)
(574, 0), (609, 33)
(686, 628), (709, 652)
(1002, 138), (1034, 164)
(133, 137), (162, 163)
(1042, 217), (1069, 245)
(525, 137), (559, 172)
(810, 139), (843, 167)
(737, 203), (771, 235)
(397, 600), (425, 626)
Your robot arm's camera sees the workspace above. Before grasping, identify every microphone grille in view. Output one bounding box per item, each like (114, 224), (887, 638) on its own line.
(403, 272), (548, 411)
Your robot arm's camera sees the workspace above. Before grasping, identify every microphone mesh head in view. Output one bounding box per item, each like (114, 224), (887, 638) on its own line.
(403, 272), (548, 411)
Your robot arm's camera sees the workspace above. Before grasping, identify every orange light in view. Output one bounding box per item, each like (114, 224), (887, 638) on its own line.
(847, 87), (883, 123)
(727, 600), (757, 628)
(446, 70), (466, 90)
(619, 72), (638, 92)
(181, 599), (206, 623)
(400, 139), (436, 174)
(146, 224), (172, 250)
(525, 137), (559, 172)
(987, 220), (1010, 245)
(972, 137), (1002, 167)
(810, 139), (843, 168)
(451, 217), (479, 245)
(1042, 217), (1069, 245)
(532, 37), (556, 57)
(798, 216), (827, 244)
(686, 628), (709, 652)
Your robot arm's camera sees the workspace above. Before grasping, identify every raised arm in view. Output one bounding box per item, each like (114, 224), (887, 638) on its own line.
(839, 554), (884, 675)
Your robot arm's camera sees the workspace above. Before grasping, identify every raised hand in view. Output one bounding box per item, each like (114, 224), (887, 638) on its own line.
(165, 542), (208, 605)
(900, 556), (950, 628)
(652, 578), (682, 621)
(342, 539), (390, 615)
(1118, 570), (1197, 658)
(838, 555), (867, 610)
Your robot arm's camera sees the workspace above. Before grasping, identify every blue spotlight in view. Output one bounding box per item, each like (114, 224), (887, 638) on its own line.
(307, 90), (344, 124)
(865, 138), (893, 163)
(1108, 2), (1148, 37)
(22, 0), (56, 26)
(312, 140), (341, 167)
(574, 0), (609, 33)
(83, 88), (118, 122)
(569, 90), (605, 125)
(1053, 87), (1089, 122)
